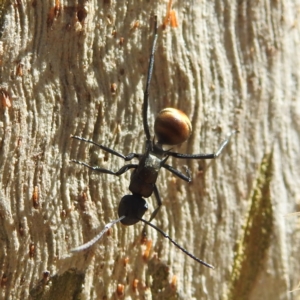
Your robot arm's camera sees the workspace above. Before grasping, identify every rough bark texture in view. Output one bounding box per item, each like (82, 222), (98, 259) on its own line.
(0, 1), (300, 299)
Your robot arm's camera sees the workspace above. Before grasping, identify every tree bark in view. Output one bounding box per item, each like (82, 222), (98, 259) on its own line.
(0, 1), (300, 299)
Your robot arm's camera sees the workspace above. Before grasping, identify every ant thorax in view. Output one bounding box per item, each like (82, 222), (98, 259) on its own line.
(129, 147), (167, 198)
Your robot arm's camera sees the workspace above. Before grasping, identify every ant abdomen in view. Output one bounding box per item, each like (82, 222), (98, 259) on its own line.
(154, 108), (192, 145)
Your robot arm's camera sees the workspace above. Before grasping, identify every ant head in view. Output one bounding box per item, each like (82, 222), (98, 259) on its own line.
(118, 195), (148, 225)
(154, 108), (192, 145)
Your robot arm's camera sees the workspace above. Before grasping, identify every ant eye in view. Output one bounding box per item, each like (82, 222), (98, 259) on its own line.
(154, 108), (192, 145)
(118, 195), (148, 225)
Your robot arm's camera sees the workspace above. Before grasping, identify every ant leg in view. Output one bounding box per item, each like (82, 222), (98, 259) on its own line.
(167, 130), (237, 159)
(143, 15), (158, 140)
(142, 184), (162, 237)
(72, 136), (140, 161)
(149, 184), (162, 222)
(71, 160), (138, 176)
(162, 163), (191, 182)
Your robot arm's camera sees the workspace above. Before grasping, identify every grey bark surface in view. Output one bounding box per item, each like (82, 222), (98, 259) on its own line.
(0, 1), (300, 300)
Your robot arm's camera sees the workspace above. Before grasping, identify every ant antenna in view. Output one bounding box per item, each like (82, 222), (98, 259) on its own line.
(70, 216), (125, 252)
(71, 214), (214, 269)
(139, 217), (214, 269)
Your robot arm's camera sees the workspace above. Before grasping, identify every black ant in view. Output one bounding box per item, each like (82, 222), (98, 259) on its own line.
(70, 15), (236, 269)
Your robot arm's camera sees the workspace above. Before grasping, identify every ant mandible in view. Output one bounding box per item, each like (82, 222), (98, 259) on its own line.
(71, 15), (236, 269)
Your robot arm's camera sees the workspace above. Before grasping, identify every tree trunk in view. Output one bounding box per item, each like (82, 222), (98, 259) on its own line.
(0, 1), (299, 299)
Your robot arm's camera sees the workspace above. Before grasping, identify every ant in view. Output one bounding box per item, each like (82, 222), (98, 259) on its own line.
(70, 15), (236, 269)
